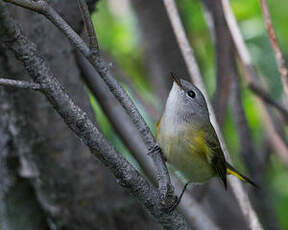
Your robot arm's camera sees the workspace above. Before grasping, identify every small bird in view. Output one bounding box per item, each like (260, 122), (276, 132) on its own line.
(156, 73), (258, 205)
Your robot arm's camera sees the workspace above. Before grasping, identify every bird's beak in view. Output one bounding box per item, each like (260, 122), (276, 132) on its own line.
(171, 72), (184, 90)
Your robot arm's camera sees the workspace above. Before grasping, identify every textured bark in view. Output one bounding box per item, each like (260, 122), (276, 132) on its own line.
(131, 0), (190, 107)
(0, 2), (159, 230)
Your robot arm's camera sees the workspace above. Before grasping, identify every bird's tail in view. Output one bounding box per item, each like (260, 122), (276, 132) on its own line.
(226, 162), (259, 189)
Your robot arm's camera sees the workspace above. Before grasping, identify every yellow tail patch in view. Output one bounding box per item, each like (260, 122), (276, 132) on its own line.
(227, 168), (246, 182)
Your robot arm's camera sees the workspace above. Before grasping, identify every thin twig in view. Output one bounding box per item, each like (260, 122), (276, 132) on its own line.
(249, 82), (288, 119)
(3, 0), (173, 203)
(259, 0), (288, 99)
(162, 0), (263, 229)
(0, 78), (41, 90)
(221, 0), (288, 165)
(0, 5), (190, 229)
(77, 0), (99, 53)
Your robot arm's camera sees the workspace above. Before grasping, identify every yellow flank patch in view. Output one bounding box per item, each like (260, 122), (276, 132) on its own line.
(155, 119), (161, 137)
(227, 168), (246, 182)
(186, 130), (210, 159)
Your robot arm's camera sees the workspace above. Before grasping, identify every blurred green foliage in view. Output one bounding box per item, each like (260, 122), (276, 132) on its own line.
(92, 0), (288, 228)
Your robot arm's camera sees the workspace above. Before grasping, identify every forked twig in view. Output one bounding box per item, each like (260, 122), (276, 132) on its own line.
(3, 0), (173, 204)
(0, 4), (190, 229)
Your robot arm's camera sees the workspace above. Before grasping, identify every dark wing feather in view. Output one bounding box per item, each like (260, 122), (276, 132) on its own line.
(204, 123), (227, 189)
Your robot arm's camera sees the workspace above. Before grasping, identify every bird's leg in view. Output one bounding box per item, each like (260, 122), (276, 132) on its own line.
(167, 181), (190, 212)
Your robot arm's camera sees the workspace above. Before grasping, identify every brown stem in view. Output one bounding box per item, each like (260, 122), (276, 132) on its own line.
(259, 0), (288, 99)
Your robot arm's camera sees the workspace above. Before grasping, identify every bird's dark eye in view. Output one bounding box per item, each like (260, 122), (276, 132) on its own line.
(187, 90), (196, 98)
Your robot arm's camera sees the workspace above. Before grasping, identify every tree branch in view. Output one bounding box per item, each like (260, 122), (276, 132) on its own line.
(230, 60), (281, 230)
(202, 0), (233, 127)
(3, 0), (173, 203)
(220, 0), (288, 165)
(0, 78), (41, 90)
(162, 0), (263, 229)
(77, 0), (99, 52)
(0, 4), (190, 229)
(249, 82), (288, 120)
(259, 0), (288, 99)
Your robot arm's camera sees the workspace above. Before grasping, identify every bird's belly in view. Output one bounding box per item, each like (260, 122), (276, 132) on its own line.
(158, 134), (215, 183)
(168, 147), (215, 183)
(156, 121), (215, 183)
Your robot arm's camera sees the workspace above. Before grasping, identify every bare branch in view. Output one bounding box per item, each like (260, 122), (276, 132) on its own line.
(202, 0), (233, 127)
(77, 0), (99, 53)
(0, 4), (190, 229)
(3, 0), (173, 203)
(162, 0), (263, 229)
(220, 0), (288, 165)
(249, 82), (288, 120)
(2, 0), (46, 11)
(0, 78), (41, 90)
(230, 61), (281, 230)
(259, 0), (288, 99)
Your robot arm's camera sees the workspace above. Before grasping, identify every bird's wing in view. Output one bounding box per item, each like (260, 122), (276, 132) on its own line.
(203, 123), (227, 189)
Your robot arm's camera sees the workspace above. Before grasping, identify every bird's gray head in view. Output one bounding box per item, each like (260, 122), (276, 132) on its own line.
(163, 74), (209, 126)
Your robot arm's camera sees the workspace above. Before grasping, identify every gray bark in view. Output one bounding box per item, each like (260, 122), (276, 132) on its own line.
(0, 2), (159, 230)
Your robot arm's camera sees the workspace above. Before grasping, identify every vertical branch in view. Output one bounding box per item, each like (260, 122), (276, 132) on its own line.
(220, 0), (288, 164)
(77, 0), (99, 52)
(259, 0), (288, 99)
(202, 0), (233, 127)
(162, 0), (263, 229)
(230, 59), (280, 230)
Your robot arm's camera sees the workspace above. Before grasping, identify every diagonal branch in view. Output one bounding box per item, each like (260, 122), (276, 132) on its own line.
(259, 0), (288, 99)
(0, 78), (41, 90)
(3, 0), (173, 203)
(162, 0), (263, 229)
(77, 0), (99, 53)
(0, 4), (190, 229)
(249, 82), (288, 119)
(221, 0), (288, 165)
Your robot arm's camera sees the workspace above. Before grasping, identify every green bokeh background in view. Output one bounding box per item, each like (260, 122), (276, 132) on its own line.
(91, 0), (288, 228)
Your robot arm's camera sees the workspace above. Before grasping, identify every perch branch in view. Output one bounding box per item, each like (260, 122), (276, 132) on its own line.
(0, 78), (41, 90)
(162, 0), (263, 229)
(77, 52), (220, 230)
(0, 4), (190, 229)
(3, 0), (173, 203)
(259, 0), (288, 99)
